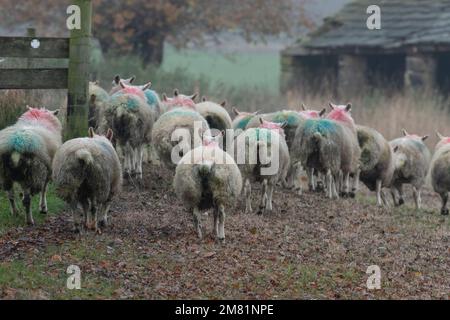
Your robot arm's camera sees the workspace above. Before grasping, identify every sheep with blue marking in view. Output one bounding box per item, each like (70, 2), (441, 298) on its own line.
(161, 89), (198, 114)
(0, 107), (62, 225)
(152, 107), (209, 170)
(234, 122), (290, 214)
(174, 134), (242, 241)
(389, 129), (430, 209)
(102, 82), (153, 180)
(231, 107), (258, 132)
(52, 128), (122, 233)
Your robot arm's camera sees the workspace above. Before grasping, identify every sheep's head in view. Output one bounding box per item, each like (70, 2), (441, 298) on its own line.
(162, 89), (197, 109)
(299, 103), (326, 119)
(110, 75), (136, 95)
(258, 118), (287, 137)
(201, 96), (227, 108)
(435, 131), (450, 150)
(202, 131), (222, 148)
(402, 129), (428, 142)
(116, 81), (151, 101)
(88, 127), (114, 141)
(327, 102), (355, 127)
(20, 106), (61, 132)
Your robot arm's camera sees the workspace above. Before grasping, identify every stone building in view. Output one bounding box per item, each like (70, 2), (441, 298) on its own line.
(281, 0), (450, 97)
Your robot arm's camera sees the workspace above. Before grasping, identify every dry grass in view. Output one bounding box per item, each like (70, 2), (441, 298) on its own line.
(287, 90), (450, 148)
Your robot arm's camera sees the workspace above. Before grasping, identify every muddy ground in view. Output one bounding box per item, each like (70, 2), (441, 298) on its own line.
(0, 164), (448, 299)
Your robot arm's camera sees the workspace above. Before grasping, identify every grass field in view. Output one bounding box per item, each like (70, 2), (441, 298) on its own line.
(161, 45), (280, 92)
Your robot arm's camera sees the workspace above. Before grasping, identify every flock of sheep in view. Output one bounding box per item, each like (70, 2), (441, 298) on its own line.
(0, 75), (449, 241)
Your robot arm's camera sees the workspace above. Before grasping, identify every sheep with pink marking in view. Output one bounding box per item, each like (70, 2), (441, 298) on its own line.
(0, 107), (62, 225)
(102, 81), (154, 180)
(161, 89), (198, 114)
(52, 128), (122, 233)
(429, 132), (450, 215)
(231, 107), (258, 132)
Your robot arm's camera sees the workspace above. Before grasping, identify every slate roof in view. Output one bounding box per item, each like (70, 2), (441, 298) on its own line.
(285, 0), (450, 55)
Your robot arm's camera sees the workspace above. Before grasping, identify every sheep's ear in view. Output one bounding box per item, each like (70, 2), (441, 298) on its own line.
(26, 105), (32, 110)
(319, 108), (326, 117)
(422, 135), (429, 141)
(220, 100), (227, 107)
(88, 127), (95, 138)
(402, 128), (408, 136)
(106, 129), (114, 141)
(202, 96), (207, 102)
(114, 75), (120, 85)
(393, 146), (399, 153)
(436, 131), (444, 140)
(142, 82), (152, 91)
(259, 117), (264, 125)
(52, 109), (60, 116)
(301, 103), (306, 111)
(345, 103), (352, 112)
(232, 107), (240, 116)
(119, 81), (126, 89)
(190, 93), (198, 101)
(280, 121), (288, 129)
(174, 89), (179, 97)
(94, 80), (99, 85)
(252, 110), (260, 115)
(162, 93), (168, 102)
(329, 102), (335, 110)
(129, 76), (135, 83)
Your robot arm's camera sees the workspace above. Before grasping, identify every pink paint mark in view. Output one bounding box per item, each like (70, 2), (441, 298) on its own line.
(300, 110), (321, 119)
(119, 85), (146, 101)
(19, 107), (60, 132)
(327, 106), (355, 128)
(164, 96), (196, 110)
(436, 137), (450, 150)
(259, 120), (286, 138)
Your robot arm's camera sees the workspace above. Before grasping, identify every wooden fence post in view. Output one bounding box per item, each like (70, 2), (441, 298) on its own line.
(26, 28), (36, 102)
(65, 0), (92, 140)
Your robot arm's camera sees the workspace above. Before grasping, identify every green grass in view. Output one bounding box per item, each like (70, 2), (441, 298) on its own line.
(0, 184), (66, 235)
(161, 45), (280, 91)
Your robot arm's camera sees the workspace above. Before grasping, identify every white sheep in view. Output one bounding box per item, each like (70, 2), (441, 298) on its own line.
(52, 128), (122, 233)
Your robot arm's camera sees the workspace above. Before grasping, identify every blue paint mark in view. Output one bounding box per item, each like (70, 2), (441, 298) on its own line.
(235, 116), (252, 130)
(7, 130), (41, 153)
(304, 119), (337, 136)
(144, 89), (159, 106)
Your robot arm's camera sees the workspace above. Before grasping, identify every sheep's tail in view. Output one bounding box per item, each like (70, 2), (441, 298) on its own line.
(10, 151), (21, 168)
(75, 149), (94, 166)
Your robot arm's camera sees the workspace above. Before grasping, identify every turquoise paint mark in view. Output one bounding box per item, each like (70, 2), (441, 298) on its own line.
(8, 130), (41, 153)
(144, 89), (159, 106)
(236, 116), (252, 130)
(304, 119), (337, 136)
(126, 96), (140, 110)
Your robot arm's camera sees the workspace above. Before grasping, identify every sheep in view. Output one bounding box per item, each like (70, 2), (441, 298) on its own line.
(429, 132), (450, 215)
(195, 97), (233, 149)
(0, 107), (62, 225)
(326, 103), (361, 197)
(110, 75), (136, 95)
(52, 128), (122, 233)
(231, 107), (258, 132)
(174, 133), (242, 241)
(88, 81), (110, 131)
(356, 125), (395, 206)
(152, 107), (209, 170)
(389, 129), (430, 209)
(291, 118), (344, 199)
(102, 82), (154, 180)
(233, 124), (290, 214)
(161, 89), (198, 114)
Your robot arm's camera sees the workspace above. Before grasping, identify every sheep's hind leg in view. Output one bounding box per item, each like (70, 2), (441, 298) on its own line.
(349, 169), (360, 198)
(192, 207), (203, 239)
(376, 179), (383, 206)
(6, 187), (18, 216)
(440, 192), (449, 215)
(244, 179), (252, 214)
(412, 186), (422, 210)
(39, 180), (49, 214)
(326, 170), (333, 199)
(212, 206), (219, 238)
(265, 179), (275, 213)
(22, 190), (34, 226)
(98, 202), (111, 228)
(258, 179), (268, 215)
(217, 204), (226, 242)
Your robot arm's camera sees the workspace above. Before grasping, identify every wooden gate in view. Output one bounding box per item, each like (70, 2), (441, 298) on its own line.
(0, 0), (93, 140)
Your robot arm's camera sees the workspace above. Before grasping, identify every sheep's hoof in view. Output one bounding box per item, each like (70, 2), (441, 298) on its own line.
(40, 209), (48, 215)
(256, 207), (264, 215)
(26, 219), (35, 226)
(340, 192), (349, 198)
(441, 208), (449, 216)
(316, 182), (325, 192)
(349, 191), (356, 199)
(398, 199), (405, 206)
(98, 219), (107, 228)
(217, 237), (225, 244)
